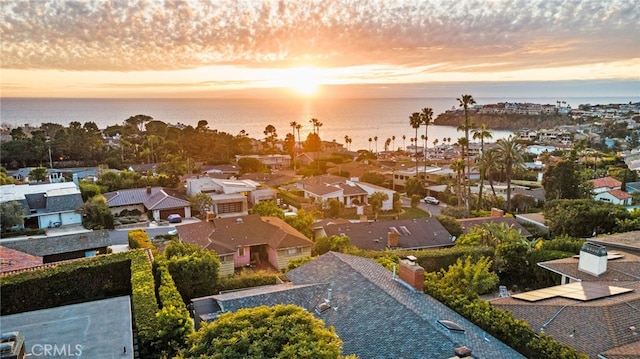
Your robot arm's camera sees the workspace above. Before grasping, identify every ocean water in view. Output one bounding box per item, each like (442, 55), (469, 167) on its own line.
(1, 96), (635, 151)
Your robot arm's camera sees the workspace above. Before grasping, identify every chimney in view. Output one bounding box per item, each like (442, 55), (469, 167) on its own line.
(454, 346), (472, 358)
(398, 256), (424, 292)
(578, 242), (607, 276)
(387, 231), (399, 248)
(205, 212), (216, 222)
(360, 215), (368, 223)
(490, 208), (504, 217)
(146, 186), (151, 194)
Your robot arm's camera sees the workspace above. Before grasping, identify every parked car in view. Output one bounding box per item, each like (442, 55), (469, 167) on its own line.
(167, 214), (182, 223)
(423, 196), (440, 205)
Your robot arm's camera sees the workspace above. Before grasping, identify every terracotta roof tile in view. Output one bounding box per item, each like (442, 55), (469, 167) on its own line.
(0, 246), (43, 273)
(590, 176), (622, 189)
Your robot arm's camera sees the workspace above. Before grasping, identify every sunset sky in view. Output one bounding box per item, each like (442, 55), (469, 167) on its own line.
(1, 0), (638, 98)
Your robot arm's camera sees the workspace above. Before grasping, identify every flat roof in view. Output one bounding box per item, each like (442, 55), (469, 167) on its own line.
(0, 296), (133, 358)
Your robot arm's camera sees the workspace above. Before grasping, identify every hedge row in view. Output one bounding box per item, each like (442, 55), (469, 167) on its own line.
(349, 246), (495, 273)
(0, 254), (131, 315)
(153, 259), (193, 357)
(128, 249), (160, 359)
(217, 270), (279, 292)
(129, 229), (154, 249)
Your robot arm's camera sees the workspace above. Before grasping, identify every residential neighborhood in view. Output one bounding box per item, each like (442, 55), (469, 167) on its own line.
(1, 99), (640, 358)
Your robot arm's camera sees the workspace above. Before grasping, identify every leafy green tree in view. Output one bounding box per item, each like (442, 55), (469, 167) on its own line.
(327, 198), (343, 218)
(238, 157), (265, 174)
(1, 201), (26, 231)
(369, 191), (389, 220)
(314, 235), (353, 255)
(410, 194), (421, 209)
(304, 132), (322, 152)
(164, 241), (221, 302)
(542, 159), (591, 200)
(437, 256), (498, 295)
(78, 181), (102, 201)
(29, 166), (48, 182)
(284, 208), (317, 238)
(404, 177), (423, 197)
(250, 200), (285, 218)
(189, 193), (214, 218)
(0, 167), (15, 185)
(183, 304), (343, 358)
(76, 195), (114, 230)
(544, 199), (630, 237)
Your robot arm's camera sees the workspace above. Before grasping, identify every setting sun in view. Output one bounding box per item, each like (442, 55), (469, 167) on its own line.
(277, 67), (321, 97)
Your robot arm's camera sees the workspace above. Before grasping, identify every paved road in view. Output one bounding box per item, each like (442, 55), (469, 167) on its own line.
(399, 195), (443, 216)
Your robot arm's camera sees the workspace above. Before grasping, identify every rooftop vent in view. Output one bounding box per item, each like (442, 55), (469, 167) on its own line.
(236, 218), (244, 224)
(578, 242), (607, 276)
(454, 346), (472, 358)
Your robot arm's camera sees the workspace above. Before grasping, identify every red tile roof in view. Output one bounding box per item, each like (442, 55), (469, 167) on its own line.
(590, 176), (622, 189)
(0, 246), (43, 274)
(607, 189), (632, 200)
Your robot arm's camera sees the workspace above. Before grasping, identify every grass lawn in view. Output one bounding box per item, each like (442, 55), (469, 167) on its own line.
(377, 207), (429, 220)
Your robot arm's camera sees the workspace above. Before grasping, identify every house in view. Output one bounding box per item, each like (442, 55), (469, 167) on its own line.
(0, 182), (83, 229)
(0, 230), (111, 263)
(589, 230), (640, 257)
(186, 177), (276, 217)
(490, 243), (640, 359)
(515, 212), (549, 235)
(104, 186), (192, 221)
(176, 214), (313, 276)
(191, 252), (524, 358)
(297, 174), (394, 210)
(589, 177), (632, 205)
(0, 246), (43, 274)
(316, 217), (454, 250)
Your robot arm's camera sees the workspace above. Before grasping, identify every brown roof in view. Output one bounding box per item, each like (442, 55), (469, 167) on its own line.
(590, 176), (622, 189)
(491, 252), (640, 358)
(177, 214), (313, 255)
(0, 246), (43, 273)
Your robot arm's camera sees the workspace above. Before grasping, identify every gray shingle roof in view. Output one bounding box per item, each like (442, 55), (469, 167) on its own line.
(323, 218), (454, 251)
(215, 252), (523, 359)
(105, 187), (190, 210)
(0, 230), (111, 256)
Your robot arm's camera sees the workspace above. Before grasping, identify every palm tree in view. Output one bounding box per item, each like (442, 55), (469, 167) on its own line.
(409, 112), (422, 177)
(290, 121), (298, 138)
(495, 136), (524, 213)
(472, 124), (493, 154)
(457, 94), (476, 211)
(392, 135), (396, 152)
(368, 137), (372, 152)
(374, 136), (378, 155)
(295, 123), (302, 148)
(472, 124), (493, 210)
(402, 135), (406, 151)
(384, 138), (391, 152)
(451, 158), (466, 206)
(420, 107), (434, 163)
(344, 135), (350, 151)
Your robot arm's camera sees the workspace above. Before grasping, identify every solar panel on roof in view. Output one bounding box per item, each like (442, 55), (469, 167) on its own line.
(512, 282), (634, 302)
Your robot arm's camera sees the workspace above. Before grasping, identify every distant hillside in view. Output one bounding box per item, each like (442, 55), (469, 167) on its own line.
(434, 112), (574, 130)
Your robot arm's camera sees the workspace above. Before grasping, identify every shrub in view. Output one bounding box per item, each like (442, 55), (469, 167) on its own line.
(217, 270), (279, 292)
(128, 229), (154, 249)
(128, 249), (160, 358)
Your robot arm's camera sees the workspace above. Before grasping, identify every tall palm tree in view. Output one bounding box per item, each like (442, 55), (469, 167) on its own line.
(472, 124), (493, 210)
(295, 123), (302, 148)
(472, 123), (493, 154)
(310, 118), (319, 134)
(457, 94), (476, 211)
(420, 107), (434, 163)
(409, 112), (422, 177)
(451, 158), (466, 206)
(344, 135), (350, 151)
(402, 135), (406, 151)
(384, 138), (391, 152)
(368, 137), (372, 152)
(374, 136), (378, 155)
(495, 136), (524, 213)
(392, 135), (396, 152)
(290, 121), (298, 138)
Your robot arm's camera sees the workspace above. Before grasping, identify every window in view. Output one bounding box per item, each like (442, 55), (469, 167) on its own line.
(287, 248), (302, 256)
(218, 201), (243, 214)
